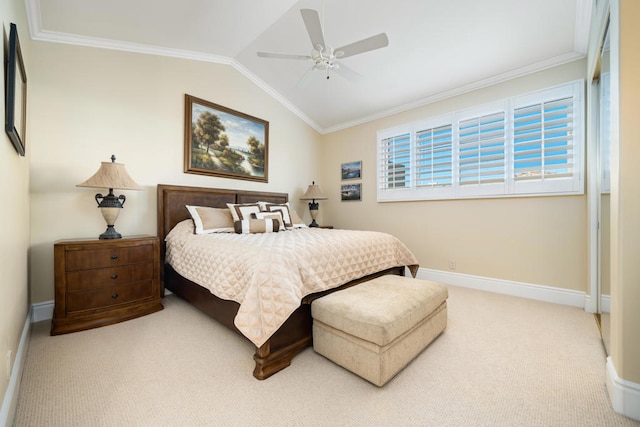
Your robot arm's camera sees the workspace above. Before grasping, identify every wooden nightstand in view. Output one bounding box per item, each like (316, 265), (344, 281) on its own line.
(319, 225), (334, 229)
(51, 236), (163, 335)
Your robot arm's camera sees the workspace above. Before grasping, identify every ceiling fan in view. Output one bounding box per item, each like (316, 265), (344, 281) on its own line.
(257, 8), (389, 83)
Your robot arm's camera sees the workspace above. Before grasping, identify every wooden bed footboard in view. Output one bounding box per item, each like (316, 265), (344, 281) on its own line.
(165, 264), (404, 380)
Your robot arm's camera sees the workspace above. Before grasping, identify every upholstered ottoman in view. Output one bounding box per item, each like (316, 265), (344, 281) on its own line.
(311, 275), (447, 386)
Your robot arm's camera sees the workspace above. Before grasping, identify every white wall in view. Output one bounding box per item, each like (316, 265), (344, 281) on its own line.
(28, 41), (322, 303)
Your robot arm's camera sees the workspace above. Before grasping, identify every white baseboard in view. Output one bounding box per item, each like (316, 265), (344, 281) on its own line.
(31, 300), (54, 323)
(0, 308), (32, 427)
(417, 268), (585, 308)
(606, 357), (640, 421)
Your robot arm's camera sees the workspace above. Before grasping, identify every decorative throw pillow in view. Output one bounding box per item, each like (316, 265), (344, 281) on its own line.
(266, 204), (293, 228)
(227, 203), (261, 222)
(234, 218), (280, 234)
(258, 201), (307, 229)
(186, 205), (234, 234)
(251, 211), (286, 231)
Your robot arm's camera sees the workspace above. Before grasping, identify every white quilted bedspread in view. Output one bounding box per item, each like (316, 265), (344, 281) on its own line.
(165, 220), (419, 347)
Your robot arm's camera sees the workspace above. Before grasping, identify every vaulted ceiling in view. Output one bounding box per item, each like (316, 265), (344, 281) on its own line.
(26, 0), (591, 133)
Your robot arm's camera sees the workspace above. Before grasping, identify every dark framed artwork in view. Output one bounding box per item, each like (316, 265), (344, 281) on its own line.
(5, 23), (27, 156)
(341, 160), (362, 180)
(341, 183), (362, 201)
(184, 94), (268, 182)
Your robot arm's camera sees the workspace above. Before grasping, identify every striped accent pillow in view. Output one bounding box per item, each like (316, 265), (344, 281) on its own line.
(234, 218), (280, 234)
(227, 203), (261, 222)
(258, 201), (307, 228)
(266, 204), (293, 228)
(252, 211), (285, 226)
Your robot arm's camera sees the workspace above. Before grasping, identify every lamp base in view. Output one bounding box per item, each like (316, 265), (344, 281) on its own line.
(99, 225), (122, 240)
(308, 201), (320, 228)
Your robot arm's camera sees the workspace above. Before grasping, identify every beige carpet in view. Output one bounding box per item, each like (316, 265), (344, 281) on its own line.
(13, 285), (639, 426)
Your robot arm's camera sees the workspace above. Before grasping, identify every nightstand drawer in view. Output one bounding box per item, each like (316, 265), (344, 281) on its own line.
(66, 280), (154, 313)
(65, 244), (154, 271)
(66, 261), (154, 291)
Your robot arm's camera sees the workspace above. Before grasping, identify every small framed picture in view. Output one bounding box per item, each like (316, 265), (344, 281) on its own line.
(5, 23), (27, 156)
(341, 183), (362, 201)
(341, 161), (362, 180)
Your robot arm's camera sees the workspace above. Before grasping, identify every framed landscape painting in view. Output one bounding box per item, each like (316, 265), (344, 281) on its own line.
(341, 183), (362, 201)
(341, 161), (361, 180)
(184, 94), (268, 182)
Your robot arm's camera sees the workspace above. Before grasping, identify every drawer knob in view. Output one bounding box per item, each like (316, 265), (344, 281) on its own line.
(111, 293), (119, 299)
(111, 274), (118, 279)
(111, 255), (119, 260)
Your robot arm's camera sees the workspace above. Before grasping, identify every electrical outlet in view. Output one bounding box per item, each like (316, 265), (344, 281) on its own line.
(449, 259), (456, 270)
(6, 350), (12, 379)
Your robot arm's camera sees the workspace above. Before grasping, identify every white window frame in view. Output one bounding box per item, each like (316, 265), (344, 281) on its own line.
(377, 80), (584, 202)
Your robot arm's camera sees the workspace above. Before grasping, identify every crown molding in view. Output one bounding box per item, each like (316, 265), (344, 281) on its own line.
(24, 0), (323, 134)
(229, 61), (323, 133)
(574, 0), (594, 54)
(24, 0), (588, 136)
(29, 28), (324, 134)
(323, 51), (586, 134)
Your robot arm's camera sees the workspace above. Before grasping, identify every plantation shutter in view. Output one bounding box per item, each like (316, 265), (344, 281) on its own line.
(458, 112), (505, 185)
(415, 124), (453, 187)
(376, 80), (582, 202)
(379, 133), (411, 189)
(513, 96), (574, 181)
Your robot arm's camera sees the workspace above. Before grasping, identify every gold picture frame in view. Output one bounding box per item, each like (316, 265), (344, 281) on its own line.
(184, 94), (269, 182)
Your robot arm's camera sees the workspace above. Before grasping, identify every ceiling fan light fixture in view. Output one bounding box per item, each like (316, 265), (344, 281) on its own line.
(256, 8), (389, 83)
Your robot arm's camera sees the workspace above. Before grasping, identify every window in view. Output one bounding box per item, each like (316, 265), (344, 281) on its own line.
(377, 80), (584, 202)
(379, 133), (411, 189)
(416, 124), (453, 187)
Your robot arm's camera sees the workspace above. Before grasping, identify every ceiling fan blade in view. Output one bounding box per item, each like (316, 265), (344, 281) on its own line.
(296, 65), (316, 88)
(332, 62), (362, 82)
(300, 9), (326, 51)
(257, 52), (311, 60)
(335, 33), (389, 59)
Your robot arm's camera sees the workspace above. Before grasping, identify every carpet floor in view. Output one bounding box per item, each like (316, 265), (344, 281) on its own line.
(12, 285), (640, 426)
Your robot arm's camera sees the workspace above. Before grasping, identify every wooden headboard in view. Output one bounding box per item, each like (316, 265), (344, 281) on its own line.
(157, 184), (288, 262)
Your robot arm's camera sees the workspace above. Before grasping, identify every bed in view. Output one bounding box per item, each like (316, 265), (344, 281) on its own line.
(157, 184), (418, 380)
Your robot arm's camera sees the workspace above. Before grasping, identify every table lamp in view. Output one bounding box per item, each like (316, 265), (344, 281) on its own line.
(76, 155), (142, 239)
(300, 181), (327, 227)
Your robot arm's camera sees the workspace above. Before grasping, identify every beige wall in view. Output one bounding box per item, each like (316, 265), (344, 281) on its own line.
(0, 0), (31, 410)
(28, 42), (322, 304)
(8, 1), (639, 418)
(321, 60), (588, 291)
(611, 0), (640, 384)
